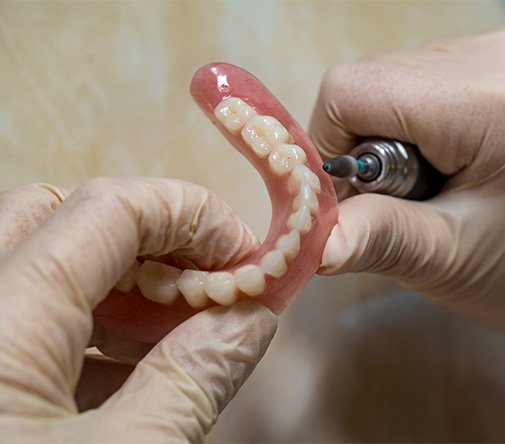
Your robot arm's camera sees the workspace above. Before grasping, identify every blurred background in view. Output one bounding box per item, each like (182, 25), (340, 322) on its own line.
(2, 1), (505, 442)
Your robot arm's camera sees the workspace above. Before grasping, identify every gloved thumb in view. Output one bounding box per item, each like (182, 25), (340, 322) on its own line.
(87, 301), (277, 443)
(319, 192), (456, 295)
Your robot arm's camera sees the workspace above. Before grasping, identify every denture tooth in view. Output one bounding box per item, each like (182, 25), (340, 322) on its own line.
(268, 144), (307, 176)
(136, 260), (182, 305)
(288, 205), (312, 234)
(261, 250), (288, 278)
(294, 182), (319, 215)
(241, 115), (292, 157)
(235, 265), (266, 297)
(275, 230), (301, 261)
(176, 270), (210, 309)
(215, 97), (256, 135)
(114, 259), (141, 294)
(287, 164), (321, 195)
(204, 272), (237, 305)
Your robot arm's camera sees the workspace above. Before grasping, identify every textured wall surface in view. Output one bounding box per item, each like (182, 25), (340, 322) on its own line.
(1, 1), (505, 442)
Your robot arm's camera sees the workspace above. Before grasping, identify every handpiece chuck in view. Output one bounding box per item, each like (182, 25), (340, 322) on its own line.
(321, 138), (447, 200)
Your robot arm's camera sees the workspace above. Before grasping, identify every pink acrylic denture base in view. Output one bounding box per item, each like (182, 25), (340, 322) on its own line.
(93, 63), (338, 343)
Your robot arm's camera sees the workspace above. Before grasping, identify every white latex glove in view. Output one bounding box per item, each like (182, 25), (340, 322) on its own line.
(309, 30), (505, 330)
(0, 179), (277, 443)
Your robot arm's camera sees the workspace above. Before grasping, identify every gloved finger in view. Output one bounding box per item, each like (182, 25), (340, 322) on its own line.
(0, 177), (259, 416)
(89, 302), (277, 442)
(318, 193), (457, 290)
(0, 183), (70, 248)
(308, 52), (488, 177)
(75, 354), (135, 412)
(327, 176), (359, 203)
(308, 64), (359, 161)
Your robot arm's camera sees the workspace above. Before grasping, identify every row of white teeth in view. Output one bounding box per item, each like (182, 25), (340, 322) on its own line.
(114, 97), (321, 308)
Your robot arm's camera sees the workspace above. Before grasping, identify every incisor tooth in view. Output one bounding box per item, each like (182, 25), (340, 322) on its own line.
(287, 164), (321, 194)
(288, 206), (312, 234)
(276, 230), (301, 261)
(241, 115), (292, 157)
(235, 265), (265, 297)
(204, 272), (237, 305)
(261, 250), (288, 278)
(114, 259), (141, 294)
(176, 270), (210, 309)
(136, 261), (182, 305)
(268, 144), (307, 176)
(215, 97), (256, 135)
(294, 182), (319, 215)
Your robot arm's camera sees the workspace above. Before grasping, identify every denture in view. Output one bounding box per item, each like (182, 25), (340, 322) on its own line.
(93, 63), (338, 343)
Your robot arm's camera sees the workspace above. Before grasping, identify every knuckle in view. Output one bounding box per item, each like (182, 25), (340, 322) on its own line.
(81, 176), (119, 194)
(72, 177), (133, 216)
(320, 63), (352, 99)
(320, 61), (384, 108)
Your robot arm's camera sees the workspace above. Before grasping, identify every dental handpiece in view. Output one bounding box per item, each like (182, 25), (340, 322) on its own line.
(322, 138), (447, 200)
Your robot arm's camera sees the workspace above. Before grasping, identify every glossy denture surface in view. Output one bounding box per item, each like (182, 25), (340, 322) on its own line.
(189, 63), (338, 312)
(92, 63), (338, 343)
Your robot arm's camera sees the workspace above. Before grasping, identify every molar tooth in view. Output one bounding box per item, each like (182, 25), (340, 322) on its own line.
(268, 144), (307, 176)
(276, 230), (301, 261)
(115, 259), (141, 294)
(261, 250), (288, 278)
(288, 164), (321, 194)
(235, 265), (265, 297)
(241, 115), (292, 157)
(214, 97), (256, 135)
(294, 182), (319, 215)
(204, 272), (237, 305)
(288, 206), (312, 234)
(136, 260), (182, 305)
(176, 270), (210, 309)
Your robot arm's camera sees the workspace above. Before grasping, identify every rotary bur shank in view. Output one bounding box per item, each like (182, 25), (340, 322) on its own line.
(322, 155), (360, 178)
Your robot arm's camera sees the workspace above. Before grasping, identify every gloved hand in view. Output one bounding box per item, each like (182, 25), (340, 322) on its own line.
(0, 179), (277, 443)
(309, 30), (505, 330)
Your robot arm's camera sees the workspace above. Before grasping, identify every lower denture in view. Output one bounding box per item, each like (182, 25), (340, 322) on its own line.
(93, 63), (338, 343)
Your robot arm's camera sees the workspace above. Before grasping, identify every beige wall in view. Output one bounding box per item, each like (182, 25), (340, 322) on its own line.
(2, 0), (504, 236)
(1, 1), (505, 442)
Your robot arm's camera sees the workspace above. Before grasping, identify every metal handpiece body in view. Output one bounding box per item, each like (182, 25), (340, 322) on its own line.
(323, 139), (447, 200)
